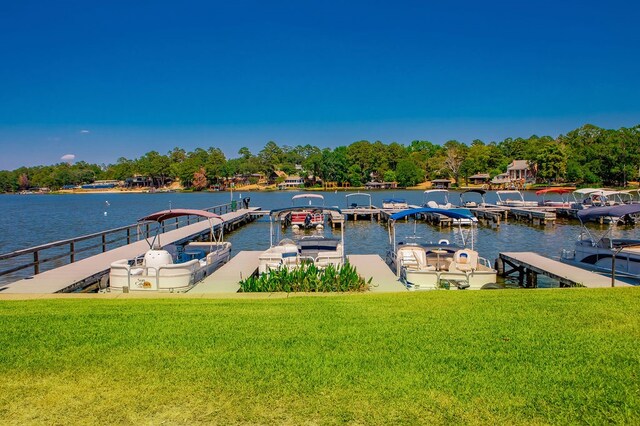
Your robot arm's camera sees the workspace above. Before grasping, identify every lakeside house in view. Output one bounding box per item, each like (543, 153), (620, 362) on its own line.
(506, 160), (535, 183)
(467, 173), (490, 185)
(431, 179), (453, 189)
(278, 175), (304, 189)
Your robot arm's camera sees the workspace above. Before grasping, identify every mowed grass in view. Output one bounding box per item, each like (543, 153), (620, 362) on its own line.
(0, 289), (639, 425)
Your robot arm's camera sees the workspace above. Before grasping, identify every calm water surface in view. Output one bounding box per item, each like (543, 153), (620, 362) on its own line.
(1, 190), (637, 285)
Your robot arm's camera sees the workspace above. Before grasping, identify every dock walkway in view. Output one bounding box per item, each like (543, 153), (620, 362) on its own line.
(0, 208), (260, 294)
(498, 252), (631, 288)
(348, 254), (406, 292)
(190, 250), (262, 293)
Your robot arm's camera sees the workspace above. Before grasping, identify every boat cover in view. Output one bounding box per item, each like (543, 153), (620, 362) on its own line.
(461, 189), (486, 195)
(383, 198), (406, 203)
(292, 194), (325, 200)
(535, 188), (574, 195)
(270, 205), (342, 217)
(389, 207), (474, 221)
(138, 209), (222, 223)
(577, 204), (640, 221)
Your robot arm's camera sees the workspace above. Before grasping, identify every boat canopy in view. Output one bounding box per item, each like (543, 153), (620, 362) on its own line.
(577, 204), (640, 221)
(496, 190), (523, 195)
(138, 209), (222, 223)
(461, 189), (486, 196)
(389, 207), (474, 222)
(345, 192), (371, 200)
(573, 188), (603, 195)
(270, 205), (342, 218)
(423, 189), (448, 194)
(291, 194), (324, 201)
(383, 198), (406, 203)
(535, 188), (574, 195)
(345, 192), (372, 207)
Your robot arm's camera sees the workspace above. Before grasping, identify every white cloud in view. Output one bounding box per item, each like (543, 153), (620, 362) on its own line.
(79, 129), (90, 134)
(61, 154), (76, 162)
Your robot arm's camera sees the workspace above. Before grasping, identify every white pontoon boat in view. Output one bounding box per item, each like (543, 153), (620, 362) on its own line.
(495, 190), (538, 207)
(386, 208), (497, 290)
(109, 209), (231, 292)
(258, 206), (344, 274)
(345, 192), (374, 209)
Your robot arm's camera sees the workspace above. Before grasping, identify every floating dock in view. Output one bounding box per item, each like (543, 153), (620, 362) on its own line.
(0, 208), (260, 294)
(347, 254), (406, 292)
(497, 251), (631, 288)
(190, 251), (262, 293)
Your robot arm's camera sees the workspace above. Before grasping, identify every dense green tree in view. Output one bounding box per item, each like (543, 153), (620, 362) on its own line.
(395, 159), (423, 187)
(1, 123), (639, 192)
(535, 143), (567, 183)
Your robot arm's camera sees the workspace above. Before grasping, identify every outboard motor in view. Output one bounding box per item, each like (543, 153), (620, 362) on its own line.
(304, 214), (312, 227)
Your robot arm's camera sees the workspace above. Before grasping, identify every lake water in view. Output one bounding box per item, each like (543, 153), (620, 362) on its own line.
(1, 190), (638, 286)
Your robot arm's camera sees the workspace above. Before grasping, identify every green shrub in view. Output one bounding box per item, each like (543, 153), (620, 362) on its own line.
(240, 262), (371, 292)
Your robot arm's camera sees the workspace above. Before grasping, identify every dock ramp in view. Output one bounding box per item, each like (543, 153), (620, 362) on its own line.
(498, 252), (631, 288)
(348, 254), (406, 292)
(190, 251), (262, 294)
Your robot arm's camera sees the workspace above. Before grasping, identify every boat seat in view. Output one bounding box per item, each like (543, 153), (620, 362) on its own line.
(130, 268), (144, 276)
(449, 249), (479, 272)
(399, 248), (426, 269)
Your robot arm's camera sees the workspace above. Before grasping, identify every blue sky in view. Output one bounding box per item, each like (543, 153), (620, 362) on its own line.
(1, 0), (638, 169)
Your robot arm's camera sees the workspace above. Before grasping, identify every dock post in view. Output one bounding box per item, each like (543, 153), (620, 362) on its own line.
(70, 242), (75, 263)
(33, 251), (39, 275)
(526, 270), (538, 288)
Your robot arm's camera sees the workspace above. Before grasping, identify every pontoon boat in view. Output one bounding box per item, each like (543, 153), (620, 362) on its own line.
(422, 189), (476, 225)
(561, 204), (640, 281)
(109, 209), (231, 292)
(495, 190), (538, 207)
(386, 208), (497, 290)
(382, 198), (408, 209)
(459, 189), (487, 208)
(345, 192), (374, 209)
(289, 194), (326, 228)
(535, 187), (574, 207)
(258, 206), (345, 274)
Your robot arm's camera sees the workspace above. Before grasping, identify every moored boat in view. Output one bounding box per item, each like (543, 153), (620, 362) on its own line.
(382, 198), (408, 209)
(345, 192), (374, 209)
(289, 194), (326, 228)
(258, 206), (345, 274)
(422, 189), (476, 225)
(459, 189), (487, 208)
(386, 208), (497, 290)
(535, 187), (574, 207)
(109, 209), (231, 292)
(495, 190), (538, 207)
(561, 204), (640, 281)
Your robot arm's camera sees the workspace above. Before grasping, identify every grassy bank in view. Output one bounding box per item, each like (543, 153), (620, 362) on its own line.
(1, 289), (639, 424)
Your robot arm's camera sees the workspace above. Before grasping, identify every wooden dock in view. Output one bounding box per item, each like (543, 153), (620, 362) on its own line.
(497, 252), (631, 288)
(469, 207), (506, 226)
(0, 208), (260, 294)
(509, 207), (557, 225)
(347, 254), (406, 292)
(190, 250), (262, 293)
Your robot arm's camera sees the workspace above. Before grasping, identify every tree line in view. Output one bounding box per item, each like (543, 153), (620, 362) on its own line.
(0, 123), (638, 192)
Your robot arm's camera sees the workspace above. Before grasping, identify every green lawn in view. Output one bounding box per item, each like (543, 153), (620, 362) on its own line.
(1, 289), (639, 425)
